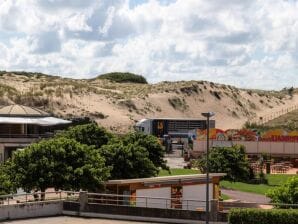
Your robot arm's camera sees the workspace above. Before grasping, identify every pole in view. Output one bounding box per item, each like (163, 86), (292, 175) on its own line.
(206, 116), (210, 224)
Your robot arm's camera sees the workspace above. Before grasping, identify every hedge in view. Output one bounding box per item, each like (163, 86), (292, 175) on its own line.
(228, 208), (298, 224)
(97, 72), (147, 84)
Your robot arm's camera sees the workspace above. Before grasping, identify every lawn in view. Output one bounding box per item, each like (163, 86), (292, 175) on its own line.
(220, 174), (296, 195)
(158, 168), (199, 176)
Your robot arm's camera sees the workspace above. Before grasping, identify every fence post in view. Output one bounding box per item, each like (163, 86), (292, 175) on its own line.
(210, 199), (219, 221)
(25, 193), (28, 203)
(79, 191), (88, 212)
(145, 197), (148, 208)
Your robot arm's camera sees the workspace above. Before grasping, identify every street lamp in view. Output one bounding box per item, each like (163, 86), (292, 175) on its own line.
(201, 112), (215, 224)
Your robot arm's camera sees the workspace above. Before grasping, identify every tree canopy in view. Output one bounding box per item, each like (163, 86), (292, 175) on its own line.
(122, 132), (168, 170)
(194, 145), (250, 182)
(56, 123), (113, 149)
(8, 137), (110, 192)
(0, 164), (15, 195)
(266, 176), (298, 205)
(100, 140), (158, 179)
(2, 123), (168, 194)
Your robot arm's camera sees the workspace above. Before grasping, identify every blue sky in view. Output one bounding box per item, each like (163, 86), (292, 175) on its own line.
(0, 0), (298, 90)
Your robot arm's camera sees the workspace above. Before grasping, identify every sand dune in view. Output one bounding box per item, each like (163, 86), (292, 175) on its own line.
(0, 73), (296, 133)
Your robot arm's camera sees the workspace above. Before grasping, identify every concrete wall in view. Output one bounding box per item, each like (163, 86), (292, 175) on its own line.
(193, 140), (298, 157)
(182, 184), (213, 210)
(136, 187), (171, 209)
(63, 202), (228, 223)
(0, 201), (63, 221)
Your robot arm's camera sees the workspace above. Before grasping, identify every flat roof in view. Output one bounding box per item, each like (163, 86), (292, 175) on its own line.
(106, 173), (226, 185)
(146, 118), (215, 121)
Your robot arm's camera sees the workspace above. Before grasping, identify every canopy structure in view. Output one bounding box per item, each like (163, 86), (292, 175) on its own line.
(0, 105), (71, 126)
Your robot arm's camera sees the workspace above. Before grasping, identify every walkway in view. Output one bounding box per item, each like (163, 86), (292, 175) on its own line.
(221, 189), (270, 204)
(1, 216), (227, 224)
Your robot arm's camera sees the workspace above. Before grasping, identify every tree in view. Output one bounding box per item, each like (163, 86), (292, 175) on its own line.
(0, 164), (15, 195)
(9, 137), (110, 194)
(56, 123), (114, 149)
(122, 132), (168, 170)
(266, 177), (298, 205)
(100, 140), (158, 179)
(194, 145), (250, 182)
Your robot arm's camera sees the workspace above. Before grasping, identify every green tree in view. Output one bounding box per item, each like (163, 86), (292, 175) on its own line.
(266, 176), (298, 205)
(194, 145), (250, 182)
(122, 132), (168, 170)
(0, 164), (15, 195)
(56, 123), (114, 149)
(100, 140), (158, 179)
(9, 137), (110, 194)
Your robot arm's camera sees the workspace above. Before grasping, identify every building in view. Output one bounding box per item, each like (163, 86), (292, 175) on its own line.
(0, 104), (71, 162)
(104, 173), (225, 211)
(135, 118), (216, 138)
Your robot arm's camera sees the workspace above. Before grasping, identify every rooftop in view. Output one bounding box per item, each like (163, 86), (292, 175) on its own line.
(0, 104), (49, 117)
(106, 173), (226, 186)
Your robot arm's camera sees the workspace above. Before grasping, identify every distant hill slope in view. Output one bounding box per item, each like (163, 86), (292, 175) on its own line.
(0, 71), (297, 133)
(263, 108), (298, 130)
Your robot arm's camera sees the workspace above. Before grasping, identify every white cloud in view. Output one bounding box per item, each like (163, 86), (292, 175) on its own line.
(0, 0), (297, 89)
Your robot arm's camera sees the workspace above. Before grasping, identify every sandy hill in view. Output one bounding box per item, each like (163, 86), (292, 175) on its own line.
(0, 71), (297, 133)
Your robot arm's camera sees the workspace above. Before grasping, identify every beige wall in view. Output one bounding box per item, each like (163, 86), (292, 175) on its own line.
(194, 140), (298, 157)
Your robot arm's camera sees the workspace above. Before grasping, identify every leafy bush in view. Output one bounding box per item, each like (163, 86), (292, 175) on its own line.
(266, 176), (298, 205)
(228, 208), (298, 224)
(0, 164), (15, 195)
(56, 123), (114, 149)
(97, 72), (147, 84)
(8, 137), (110, 192)
(194, 145), (250, 182)
(122, 132), (168, 170)
(100, 140), (158, 179)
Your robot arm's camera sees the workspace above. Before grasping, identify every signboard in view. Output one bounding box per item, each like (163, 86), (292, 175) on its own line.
(196, 128), (298, 142)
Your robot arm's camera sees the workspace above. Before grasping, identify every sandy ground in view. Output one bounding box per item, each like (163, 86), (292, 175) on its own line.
(3, 73), (298, 133)
(0, 216), (227, 224)
(0, 217), (160, 224)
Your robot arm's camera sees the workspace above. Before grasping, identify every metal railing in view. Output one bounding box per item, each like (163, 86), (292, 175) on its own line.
(219, 201), (298, 210)
(1, 191), (298, 211)
(87, 193), (207, 211)
(0, 191), (80, 206)
(0, 133), (54, 139)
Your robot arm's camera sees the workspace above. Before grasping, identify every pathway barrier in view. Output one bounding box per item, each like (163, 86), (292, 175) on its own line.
(1, 191), (298, 223)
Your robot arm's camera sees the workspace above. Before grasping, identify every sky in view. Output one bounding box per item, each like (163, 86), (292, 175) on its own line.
(0, 0), (298, 90)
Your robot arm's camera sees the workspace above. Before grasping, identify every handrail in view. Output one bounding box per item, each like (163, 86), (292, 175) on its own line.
(0, 133), (54, 138)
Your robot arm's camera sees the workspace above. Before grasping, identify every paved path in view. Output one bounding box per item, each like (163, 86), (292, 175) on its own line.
(1, 216), (226, 224)
(221, 189), (270, 203)
(1, 217), (159, 224)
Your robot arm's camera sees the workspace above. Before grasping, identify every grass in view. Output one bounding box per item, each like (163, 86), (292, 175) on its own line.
(221, 194), (230, 200)
(158, 168), (199, 176)
(264, 108), (298, 129)
(220, 174), (296, 195)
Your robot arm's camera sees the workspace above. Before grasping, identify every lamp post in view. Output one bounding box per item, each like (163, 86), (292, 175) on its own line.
(201, 112), (215, 224)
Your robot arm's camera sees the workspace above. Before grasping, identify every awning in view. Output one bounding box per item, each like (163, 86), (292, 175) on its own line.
(0, 116), (71, 126)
